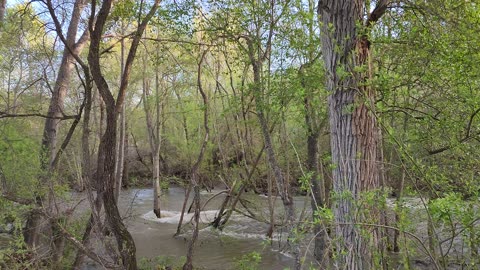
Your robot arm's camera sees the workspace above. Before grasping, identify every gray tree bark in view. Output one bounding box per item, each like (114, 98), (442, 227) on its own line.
(319, 1), (389, 269)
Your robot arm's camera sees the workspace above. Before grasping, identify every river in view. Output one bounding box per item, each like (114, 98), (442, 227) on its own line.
(1, 187), (453, 269)
(115, 187), (302, 269)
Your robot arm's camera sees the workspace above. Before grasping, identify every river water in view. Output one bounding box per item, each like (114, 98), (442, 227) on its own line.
(116, 187), (303, 269)
(1, 187), (450, 269)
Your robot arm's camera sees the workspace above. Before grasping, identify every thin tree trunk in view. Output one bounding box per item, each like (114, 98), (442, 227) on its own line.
(142, 59), (162, 218)
(183, 185), (201, 270)
(245, 25), (299, 266)
(393, 104), (408, 253)
(153, 66), (163, 217)
(183, 49), (209, 270)
(122, 124), (130, 188)
(152, 153), (161, 217)
(115, 28), (126, 202)
(115, 102), (126, 201)
(174, 88), (189, 145)
(251, 60), (296, 223)
(69, 61), (94, 269)
(300, 59), (329, 264)
(175, 185), (192, 236)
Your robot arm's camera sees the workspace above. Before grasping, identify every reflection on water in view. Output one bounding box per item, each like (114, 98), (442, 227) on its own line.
(118, 187), (295, 270)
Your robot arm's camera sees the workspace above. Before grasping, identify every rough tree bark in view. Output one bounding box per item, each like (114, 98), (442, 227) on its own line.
(87, 0), (160, 268)
(318, 0), (389, 269)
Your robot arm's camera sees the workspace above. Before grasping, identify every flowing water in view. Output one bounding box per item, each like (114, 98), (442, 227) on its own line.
(1, 187), (453, 269)
(115, 187), (303, 269)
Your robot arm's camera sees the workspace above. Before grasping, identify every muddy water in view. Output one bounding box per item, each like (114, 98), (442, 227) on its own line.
(116, 187), (301, 270)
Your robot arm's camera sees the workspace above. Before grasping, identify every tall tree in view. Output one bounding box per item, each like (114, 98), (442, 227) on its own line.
(87, 0), (160, 268)
(318, 0), (389, 268)
(142, 53), (164, 218)
(41, 0), (88, 169)
(24, 0), (89, 258)
(183, 47), (210, 270)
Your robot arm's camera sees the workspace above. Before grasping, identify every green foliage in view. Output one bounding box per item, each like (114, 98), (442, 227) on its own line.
(0, 121), (41, 197)
(298, 171), (314, 192)
(314, 206), (333, 224)
(377, 0), (480, 199)
(234, 251), (262, 270)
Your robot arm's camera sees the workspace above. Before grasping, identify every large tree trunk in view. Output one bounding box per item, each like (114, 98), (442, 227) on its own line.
(0, 0), (6, 24)
(88, 2), (136, 267)
(319, 1), (389, 269)
(25, 0), (88, 256)
(42, 0), (88, 167)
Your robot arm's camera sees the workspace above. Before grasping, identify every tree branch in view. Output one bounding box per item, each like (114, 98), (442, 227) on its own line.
(366, 0), (390, 27)
(0, 112), (79, 120)
(115, 0), (161, 113)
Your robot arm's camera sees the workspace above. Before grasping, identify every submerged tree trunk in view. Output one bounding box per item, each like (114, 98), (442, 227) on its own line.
(319, 1), (389, 269)
(183, 49), (209, 270)
(175, 185), (192, 235)
(142, 61), (163, 218)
